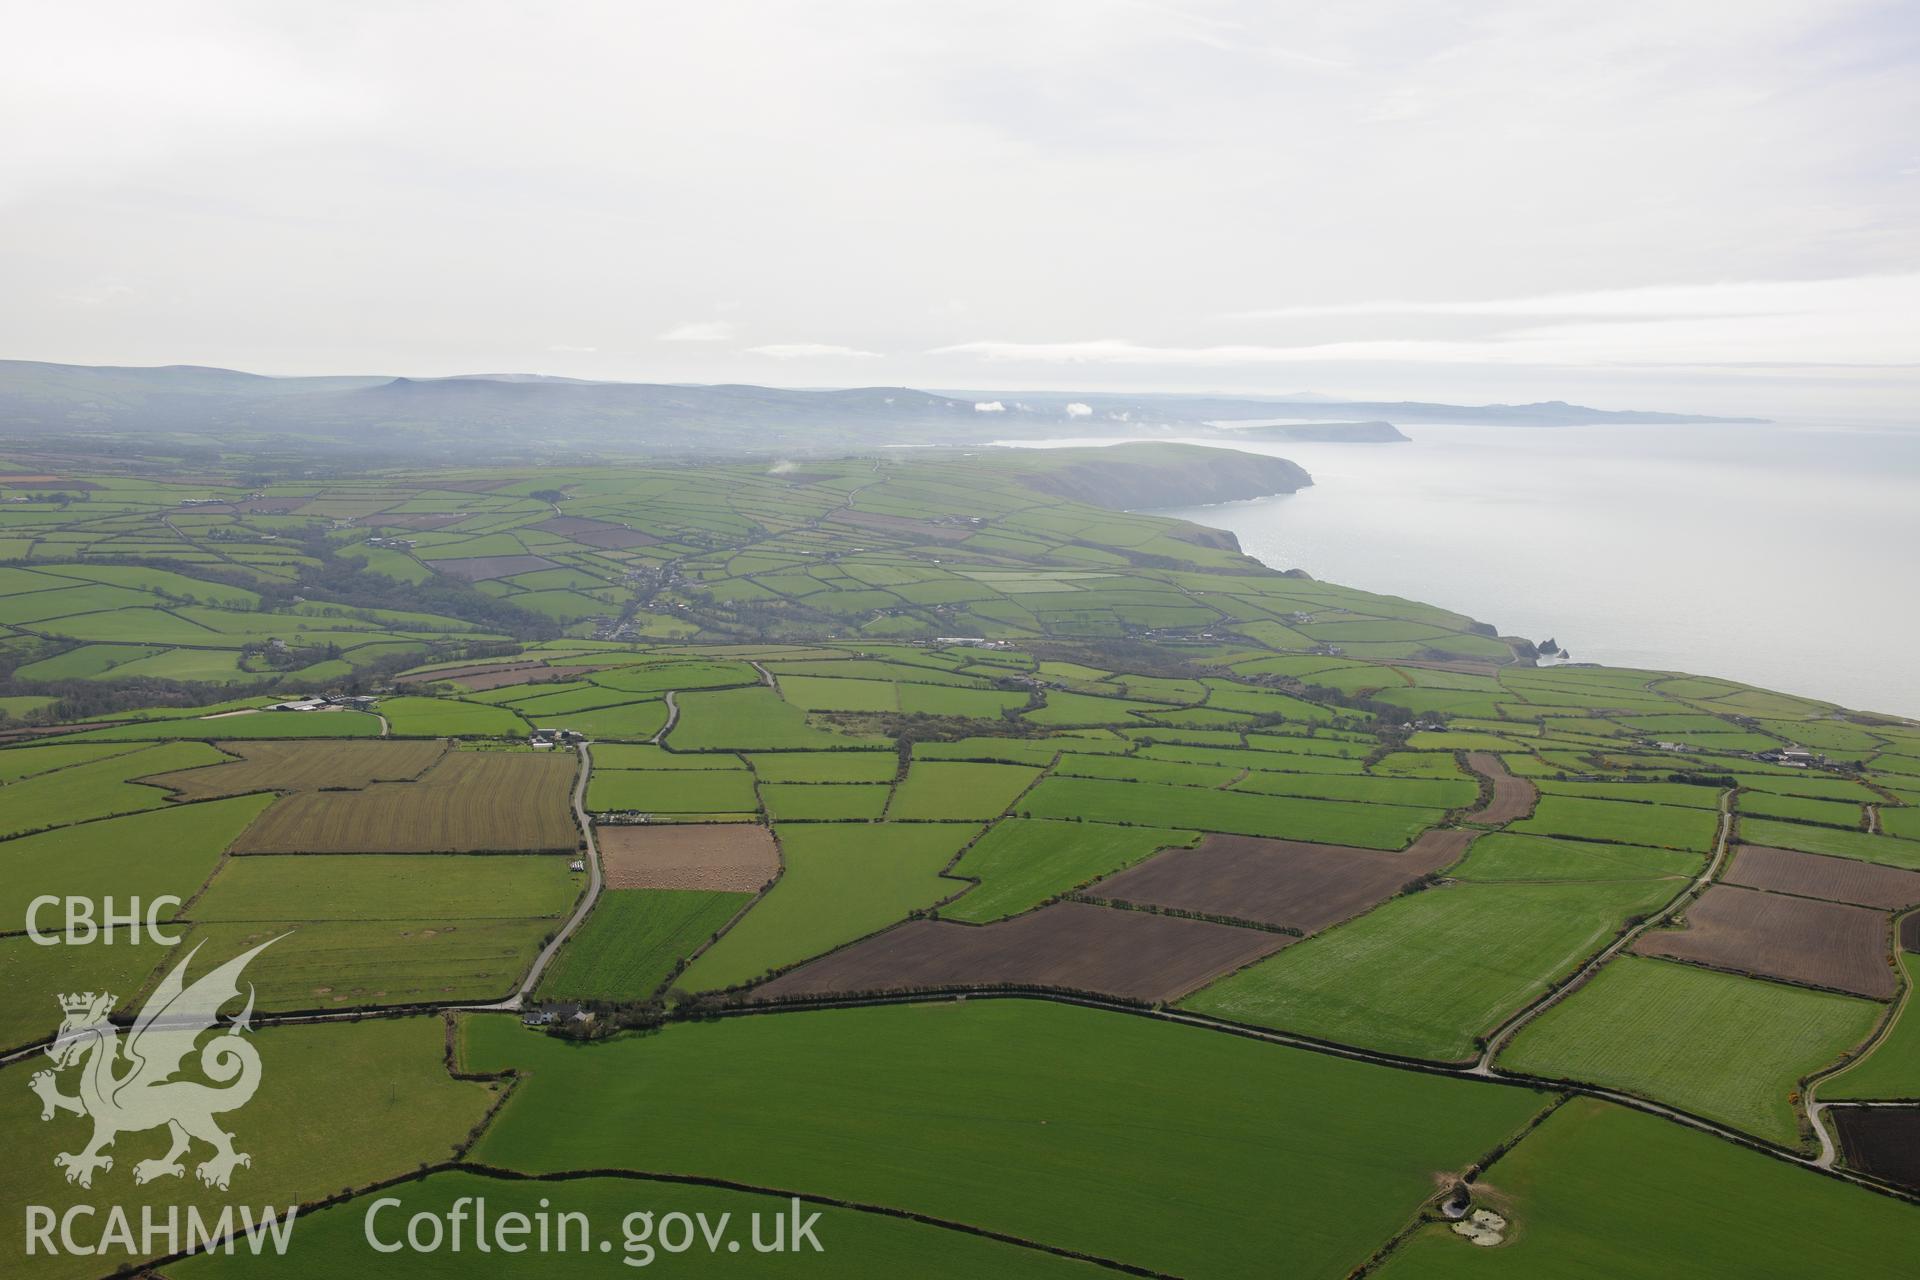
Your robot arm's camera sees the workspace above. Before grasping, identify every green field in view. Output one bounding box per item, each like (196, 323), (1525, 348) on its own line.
(1017, 776), (1439, 849)
(0, 740), (227, 836)
(760, 781), (892, 820)
(942, 819), (1197, 922)
(1451, 832), (1702, 882)
(748, 750), (898, 783)
(190, 853), (580, 921)
(1374, 1098), (1920, 1280)
(1738, 817), (1920, 869)
(670, 687), (880, 752)
(177, 1168), (1101, 1278)
(1509, 795), (1722, 852)
(1821, 954), (1920, 1100)
(678, 824), (979, 990)
(1183, 879), (1673, 1062)
(588, 767), (759, 812)
(1500, 955), (1881, 1145)
(459, 1001), (1548, 1279)
(169, 917), (558, 1008)
(0, 1017), (492, 1280)
(887, 761), (1041, 820)
(537, 889), (748, 1001)
(0, 793), (275, 929)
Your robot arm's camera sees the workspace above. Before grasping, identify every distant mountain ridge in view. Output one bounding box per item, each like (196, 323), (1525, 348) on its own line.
(0, 360), (1767, 459)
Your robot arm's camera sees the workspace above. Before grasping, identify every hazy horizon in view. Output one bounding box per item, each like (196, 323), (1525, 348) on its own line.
(3, 2), (1915, 422)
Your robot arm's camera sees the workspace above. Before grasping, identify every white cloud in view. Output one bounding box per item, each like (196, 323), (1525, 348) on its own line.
(658, 320), (735, 342)
(744, 342), (882, 359)
(1064, 402), (1093, 416)
(936, 273), (1920, 371)
(973, 400), (1006, 412)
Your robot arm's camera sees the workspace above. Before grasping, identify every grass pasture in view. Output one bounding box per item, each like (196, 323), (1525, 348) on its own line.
(0, 1016), (491, 1280)
(888, 761), (1041, 820)
(537, 889), (748, 1002)
(177, 1168), (1097, 1279)
(1374, 1097), (1920, 1280)
(942, 819), (1198, 922)
(1739, 817), (1920, 869)
(678, 823), (980, 990)
(1183, 879), (1673, 1062)
(1017, 776), (1439, 850)
(1499, 954), (1880, 1145)
(460, 1000), (1547, 1280)
(1511, 794), (1722, 852)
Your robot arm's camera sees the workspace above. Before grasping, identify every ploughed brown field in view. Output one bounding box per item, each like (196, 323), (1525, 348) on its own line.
(1726, 844), (1920, 910)
(1632, 883), (1895, 998)
(1904, 912), (1920, 952)
(1083, 829), (1475, 935)
(1463, 752), (1538, 824)
(753, 900), (1289, 1003)
(230, 750), (578, 853)
(144, 738), (449, 799)
(428, 554), (563, 581)
(1831, 1106), (1920, 1192)
(598, 823), (779, 892)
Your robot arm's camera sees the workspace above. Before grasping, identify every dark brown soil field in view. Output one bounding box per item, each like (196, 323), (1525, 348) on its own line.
(1632, 884), (1894, 998)
(753, 901), (1289, 1003)
(599, 823), (779, 891)
(1463, 752), (1538, 824)
(145, 738), (448, 799)
(1904, 912), (1920, 952)
(429, 554), (562, 581)
(1084, 828), (1475, 935)
(1726, 845), (1920, 910)
(231, 750), (577, 853)
(1831, 1106), (1920, 1190)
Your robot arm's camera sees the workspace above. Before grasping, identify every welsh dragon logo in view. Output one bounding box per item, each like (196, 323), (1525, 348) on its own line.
(30, 937), (279, 1191)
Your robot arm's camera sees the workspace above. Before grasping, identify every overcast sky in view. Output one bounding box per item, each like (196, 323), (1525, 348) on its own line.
(3, 1), (1915, 418)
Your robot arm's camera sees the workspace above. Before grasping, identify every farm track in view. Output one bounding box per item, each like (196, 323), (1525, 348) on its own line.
(651, 689), (679, 744)
(1807, 904), (1919, 1169)
(503, 740), (600, 1008)
(1469, 789), (1736, 1074)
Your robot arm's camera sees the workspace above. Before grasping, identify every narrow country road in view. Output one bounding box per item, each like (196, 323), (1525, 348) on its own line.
(509, 739), (603, 1006)
(651, 690), (679, 744)
(1470, 789), (1736, 1075)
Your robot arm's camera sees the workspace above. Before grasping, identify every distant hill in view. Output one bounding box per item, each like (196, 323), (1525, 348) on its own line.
(0, 360), (1766, 460)
(1213, 420), (1410, 443)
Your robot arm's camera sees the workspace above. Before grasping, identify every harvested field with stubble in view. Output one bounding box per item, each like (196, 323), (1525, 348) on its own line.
(1631, 884), (1895, 998)
(1464, 750), (1538, 823)
(753, 900), (1290, 1003)
(1085, 829), (1476, 934)
(1726, 845), (1920, 910)
(143, 738), (448, 799)
(231, 750), (577, 853)
(597, 823), (779, 891)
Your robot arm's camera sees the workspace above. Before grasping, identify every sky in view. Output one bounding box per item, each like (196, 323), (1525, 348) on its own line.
(2, 1), (1916, 419)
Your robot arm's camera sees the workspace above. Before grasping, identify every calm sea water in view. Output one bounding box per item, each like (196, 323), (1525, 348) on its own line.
(999, 424), (1920, 719)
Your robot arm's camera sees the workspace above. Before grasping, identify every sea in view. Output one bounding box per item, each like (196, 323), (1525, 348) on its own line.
(996, 423), (1920, 720)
